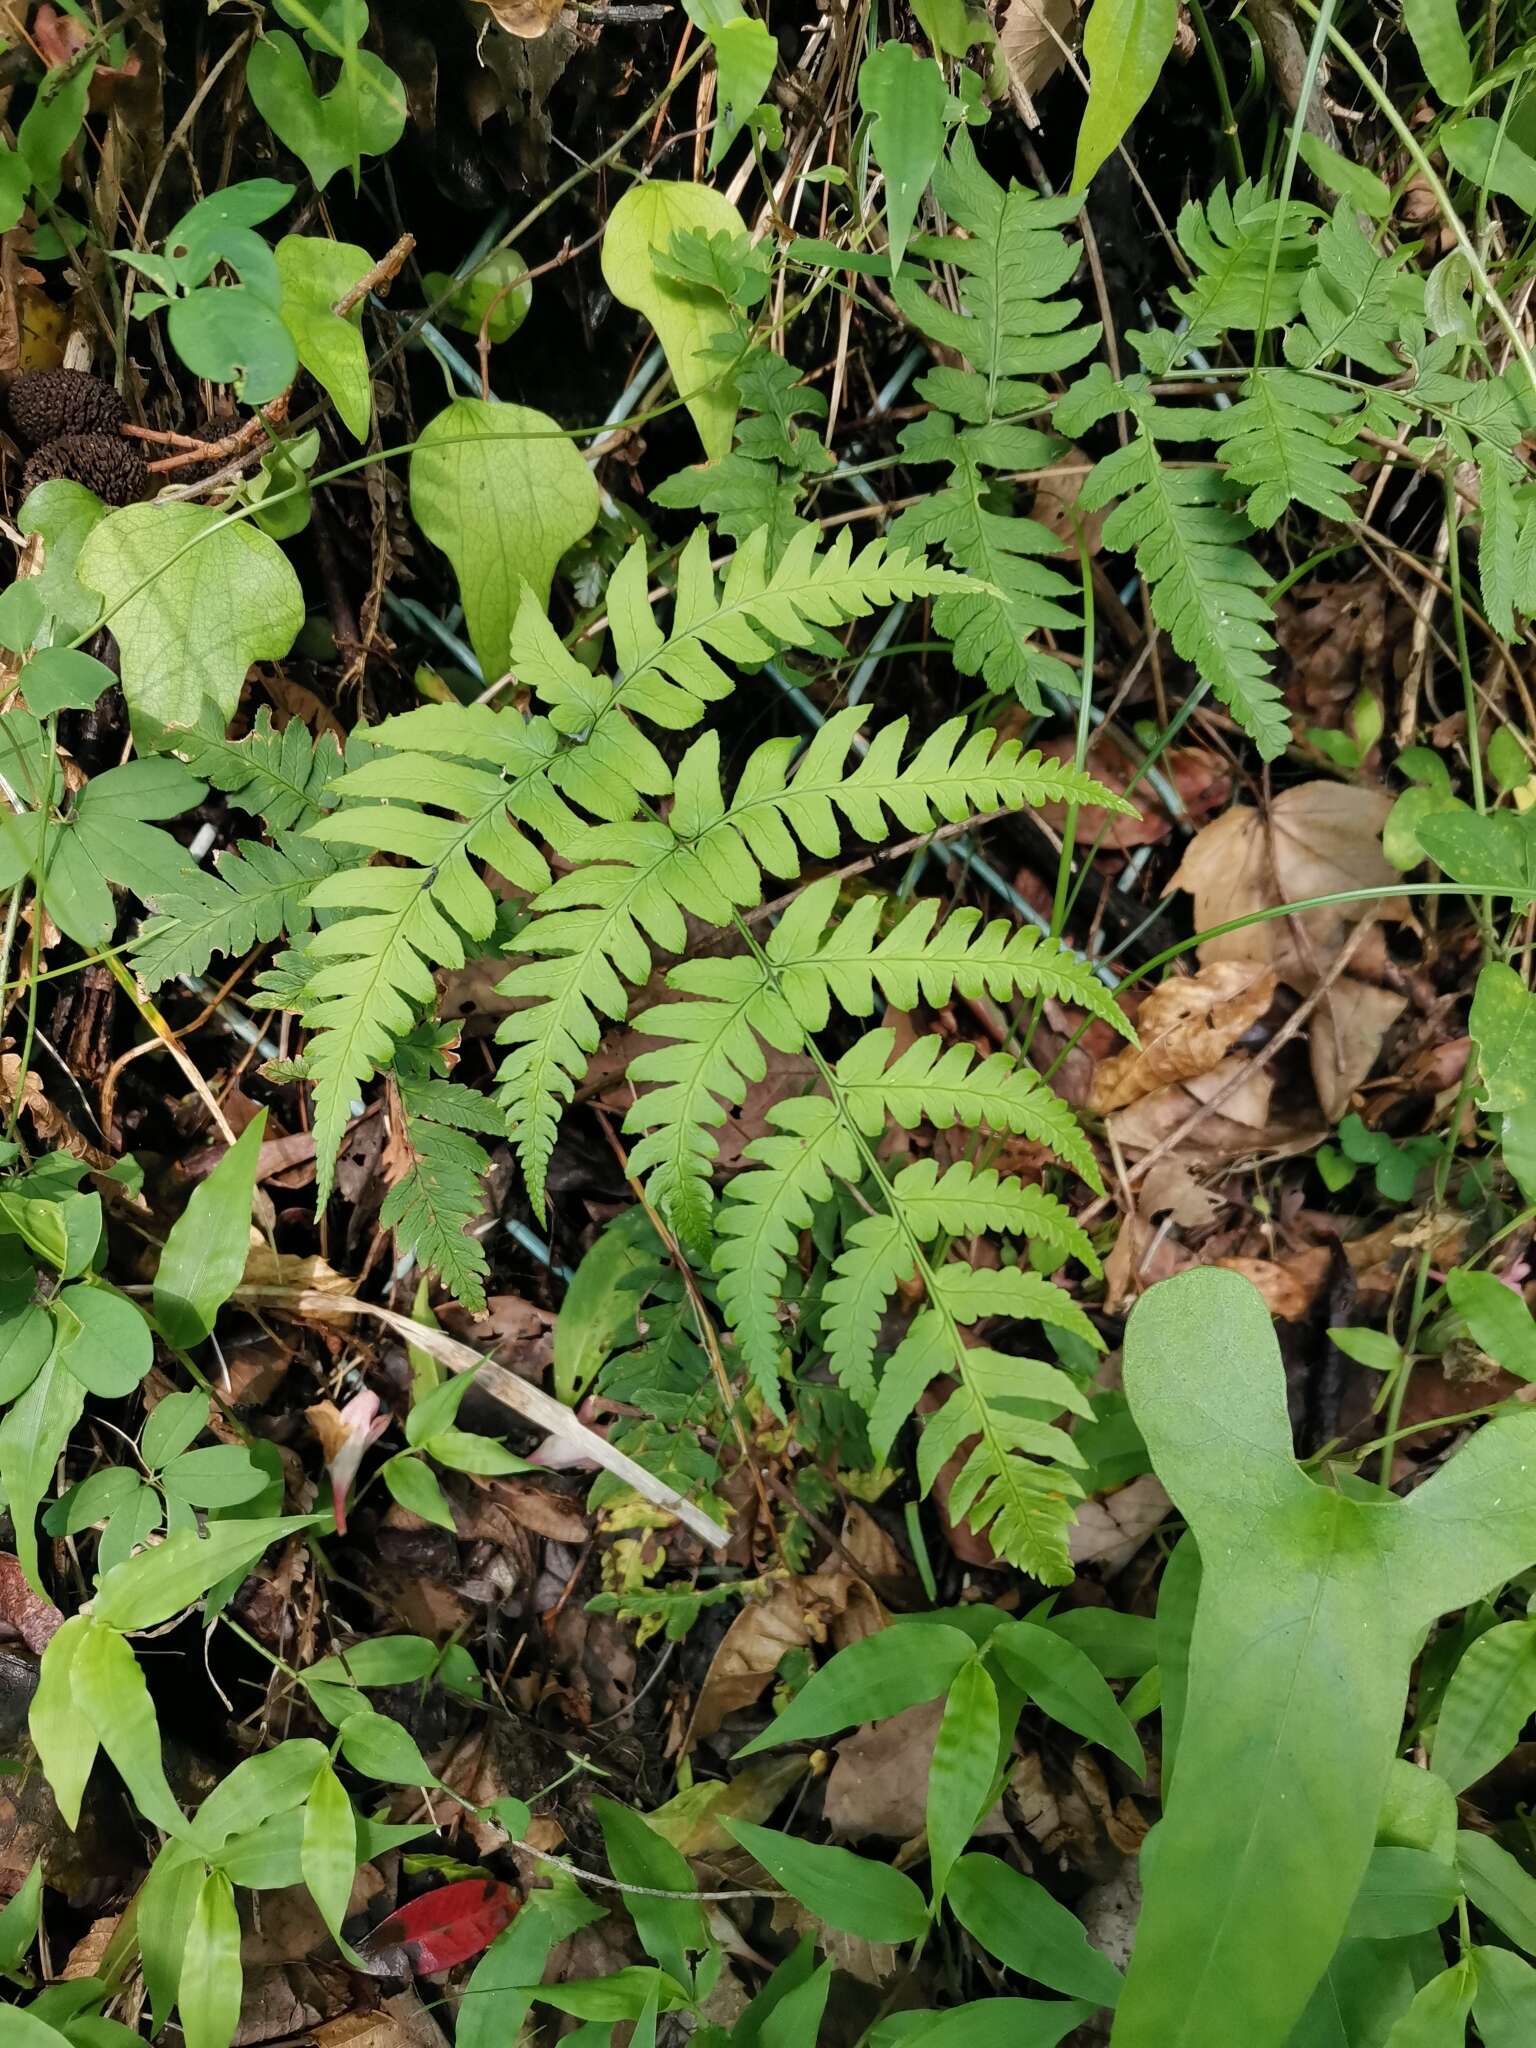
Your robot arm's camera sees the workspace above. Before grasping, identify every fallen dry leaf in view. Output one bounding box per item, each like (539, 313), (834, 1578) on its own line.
(1089, 963), (1277, 1114)
(648, 1755), (808, 1855)
(1137, 1160), (1222, 1230)
(1211, 1248), (1330, 1321)
(824, 1699), (1010, 1844)
(472, 0), (565, 37)
(995, 0), (1074, 107)
(1067, 1472), (1174, 1571)
(1169, 782), (1404, 991)
(685, 1571), (883, 1746)
(1106, 1054), (1277, 1156)
(1308, 977), (1408, 1122)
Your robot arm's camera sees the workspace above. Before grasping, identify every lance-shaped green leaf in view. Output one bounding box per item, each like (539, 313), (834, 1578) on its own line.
(1112, 1266), (1536, 2048)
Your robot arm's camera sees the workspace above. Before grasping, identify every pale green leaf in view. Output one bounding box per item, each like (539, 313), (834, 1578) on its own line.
(29, 1616), (100, 1830)
(77, 503), (304, 734)
(276, 235), (372, 439)
(601, 181), (745, 458)
(1402, 0), (1472, 105)
(409, 397), (599, 683)
(859, 42), (946, 272)
(1071, 0), (1177, 191)
(179, 1871), (243, 2048)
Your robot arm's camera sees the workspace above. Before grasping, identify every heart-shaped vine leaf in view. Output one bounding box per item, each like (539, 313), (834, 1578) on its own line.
(409, 397), (599, 684)
(78, 502), (305, 734)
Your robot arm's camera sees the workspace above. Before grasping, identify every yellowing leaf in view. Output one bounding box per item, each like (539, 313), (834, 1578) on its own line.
(78, 503), (304, 735)
(601, 181), (745, 459)
(409, 397), (599, 684)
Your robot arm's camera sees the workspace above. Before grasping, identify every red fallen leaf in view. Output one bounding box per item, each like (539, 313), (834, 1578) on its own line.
(0, 1554), (62, 1652)
(353, 1879), (520, 1977)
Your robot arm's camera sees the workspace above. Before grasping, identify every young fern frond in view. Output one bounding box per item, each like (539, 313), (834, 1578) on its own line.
(1063, 371), (1289, 761)
(1161, 182), (1318, 356)
(1215, 369), (1361, 527)
(1283, 202), (1424, 375)
(823, 1159), (1099, 1406)
(132, 836), (337, 989)
(295, 720), (569, 1198)
(891, 132), (1098, 707)
(501, 710), (1127, 1221)
(152, 705), (346, 830)
(624, 874), (1125, 1245)
(711, 1026), (1100, 1407)
(380, 1042), (505, 1312)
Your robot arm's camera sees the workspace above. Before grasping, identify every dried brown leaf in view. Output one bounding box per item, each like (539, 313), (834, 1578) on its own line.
(1308, 976), (1407, 1123)
(1088, 963), (1277, 1113)
(1169, 781), (1404, 991)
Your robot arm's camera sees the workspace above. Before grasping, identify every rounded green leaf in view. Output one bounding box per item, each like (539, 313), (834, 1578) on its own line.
(167, 285), (297, 405)
(0, 1305), (55, 1404)
(409, 397), (599, 685)
(21, 647), (114, 717)
(338, 1709), (436, 1786)
(78, 501), (305, 735)
(53, 1284), (152, 1397)
(383, 1452), (458, 1532)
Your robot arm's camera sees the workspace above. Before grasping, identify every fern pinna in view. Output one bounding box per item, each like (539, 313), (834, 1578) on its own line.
(235, 505), (1129, 1581)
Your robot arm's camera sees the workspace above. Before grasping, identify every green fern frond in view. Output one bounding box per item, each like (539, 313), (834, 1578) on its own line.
(823, 1210), (911, 1405)
(519, 525), (971, 742)
(866, 1263), (1100, 1583)
(499, 708), (1121, 1217)
(624, 960), (802, 1258)
(824, 1157), (1099, 1407)
(1070, 383), (1289, 761)
(1165, 181), (1318, 352)
(885, 1158), (1099, 1273)
(891, 131), (1099, 708)
(1283, 202), (1424, 374)
(381, 1071), (503, 1313)
(713, 1094), (859, 1405)
(833, 1029), (1108, 1194)
(296, 716), (566, 1199)
(1216, 368), (1361, 527)
(155, 705), (346, 831)
(132, 836), (337, 989)
(624, 878), (1117, 1244)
